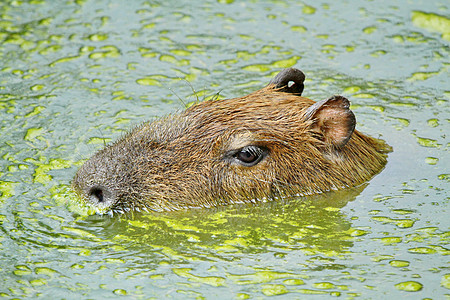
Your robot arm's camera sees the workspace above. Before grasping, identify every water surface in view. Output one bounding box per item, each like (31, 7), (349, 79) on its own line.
(0, 0), (448, 298)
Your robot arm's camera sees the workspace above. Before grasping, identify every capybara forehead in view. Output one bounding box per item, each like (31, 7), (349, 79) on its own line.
(186, 91), (315, 120)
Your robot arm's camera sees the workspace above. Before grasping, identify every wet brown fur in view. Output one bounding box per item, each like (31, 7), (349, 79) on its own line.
(73, 69), (391, 213)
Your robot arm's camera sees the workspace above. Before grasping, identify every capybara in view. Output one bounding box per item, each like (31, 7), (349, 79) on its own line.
(73, 68), (391, 214)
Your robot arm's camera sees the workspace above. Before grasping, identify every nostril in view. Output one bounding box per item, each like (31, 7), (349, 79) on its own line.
(85, 184), (116, 210)
(89, 186), (104, 203)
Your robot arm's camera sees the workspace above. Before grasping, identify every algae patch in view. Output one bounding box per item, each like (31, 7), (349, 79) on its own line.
(395, 281), (423, 292)
(412, 11), (450, 41)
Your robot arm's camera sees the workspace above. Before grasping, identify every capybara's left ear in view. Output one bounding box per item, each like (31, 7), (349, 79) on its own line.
(304, 95), (356, 148)
(269, 68), (305, 95)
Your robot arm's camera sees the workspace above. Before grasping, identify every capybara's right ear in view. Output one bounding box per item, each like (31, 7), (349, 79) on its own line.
(304, 95), (356, 148)
(269, 68), (305, 95)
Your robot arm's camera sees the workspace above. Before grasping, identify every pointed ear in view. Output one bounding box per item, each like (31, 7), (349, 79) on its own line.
(268, 68), (305, 95)
(304, 96), (356, 147)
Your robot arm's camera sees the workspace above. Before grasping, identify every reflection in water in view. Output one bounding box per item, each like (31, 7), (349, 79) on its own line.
(78, 185), (366, 264)
(0, 185), (367, 298)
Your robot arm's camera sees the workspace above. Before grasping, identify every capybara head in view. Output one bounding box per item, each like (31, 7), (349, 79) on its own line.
(73, 68), (391, 214)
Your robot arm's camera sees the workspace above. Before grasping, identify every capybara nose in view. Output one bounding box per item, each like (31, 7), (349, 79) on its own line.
(87, 185), (114, 207)
(89, 186), (104, 203)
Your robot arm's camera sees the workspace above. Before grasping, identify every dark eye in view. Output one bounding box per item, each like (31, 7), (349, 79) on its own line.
(233, 145), (267, 167)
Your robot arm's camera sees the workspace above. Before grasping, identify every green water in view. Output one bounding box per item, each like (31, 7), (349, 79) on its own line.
(0, 0), (448, 298)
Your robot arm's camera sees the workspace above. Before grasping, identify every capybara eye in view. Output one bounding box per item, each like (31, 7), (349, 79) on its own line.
(234, 146), (266, 166)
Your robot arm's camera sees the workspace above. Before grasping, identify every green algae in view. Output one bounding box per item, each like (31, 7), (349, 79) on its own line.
(425, 157), (439, 165)
(284, 279), (305, 286)
(291, 25), (307, 33)
(34, 267), (58, 277)
(347, 228), (370, 237)
(371, 255), (394, 263)
(376, 236), (402, 245)
(29, 278), (47, 286)
(352, 93), (375, 99)
(313, 282), (335, 289)
(13, 265), (32, 276)
(437, 174), (449, 181)
(302, 5), (316, 15)
(0, 181), (17, 201)
(159, 54), (189, 66)
(408, 247), (437, 255)
(24, 127), (45, 142)
(88, 33), (108, 42)
(415, 136), (441, 148)
(392, 209), (415, 215)
(113, 289), (127, 295)
(391, 117), (410, 128)
(136, 77), (162, 86)
(89, 45), (121, 59)
(389, 260), (410, 268)
(412, 11), (450, 41)
(49, 55), (81, 67)
(62, 227), (101, 240)
(26, 157), (73, 184)
(243, 56), (300, 72)
(408, 71), (440, 81)
(24, 106), (45, 118)
(442, 274), (450, 289)
(30, 84), (45, 91)
(172, 268), (226, 287)
(343, 86), (361, 94)
(427, 118), (439, 127)
(235, 293), (250, 299)
(395, 281), (423, 292)
(371, 216), (415, 228)
(0, 1), (448, 299)
(363, 26), (377, 34)
(170, 49), (191, 56)
(228, 271), (298, 285)
(261, 284), (289, 296)
(295, 288), (329, 295)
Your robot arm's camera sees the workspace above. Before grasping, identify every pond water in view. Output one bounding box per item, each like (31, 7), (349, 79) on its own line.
(0, 0), (449, 298)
